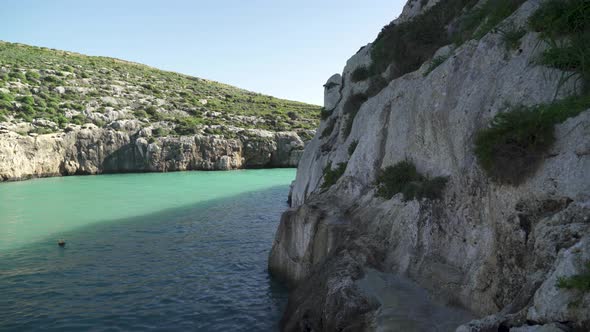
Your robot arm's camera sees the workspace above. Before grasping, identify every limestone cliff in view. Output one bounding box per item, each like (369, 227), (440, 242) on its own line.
(0, 120), (306, 181)
(269, 0), (590, 331)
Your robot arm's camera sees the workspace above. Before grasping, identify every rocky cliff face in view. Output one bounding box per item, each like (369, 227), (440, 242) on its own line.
(269, 0), (590, 331)
(0, 120), (306, 181)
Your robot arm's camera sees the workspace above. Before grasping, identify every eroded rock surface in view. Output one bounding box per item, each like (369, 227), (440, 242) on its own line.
(0, 125), (307, 181)
(269, 0), (590, 331)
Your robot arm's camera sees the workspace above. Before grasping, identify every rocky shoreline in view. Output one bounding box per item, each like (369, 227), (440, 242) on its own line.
(269, 0), (590, 331)
(0, 119), (309, 182)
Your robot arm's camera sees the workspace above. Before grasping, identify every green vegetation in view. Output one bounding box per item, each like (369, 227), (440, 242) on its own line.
(342, 93), (368, 138)
(376, 160), (448, 201)
(529, 0), (589, 37)
(348, 140), (358, 156)
(371, 0), (475, 78)
(475, 95), (590, 184)
(321, 118), (336, 139)
(361, 0), (525, 97)
(529, 0), (590, 91)
(475, 0), (590, 185)
(557, 261), (590, 292)
(423, 55), (450, 77)
(0, 41), (320, 135)
(452, 0), (527, 45)
(320, 107), (332, 120)
(321, 161), (348, 189)
(497, 25), (527, 50)
(351, 66), (371, 82)
(152, 127), (170, 137)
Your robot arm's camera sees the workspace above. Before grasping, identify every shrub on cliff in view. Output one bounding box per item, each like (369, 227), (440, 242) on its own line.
(452, 0), (527, 45)
(348, 140), (358, 156)
(371, 0), (479, 79)
(529, 0), (590, 91)
(423, 55), (450, 77)
(351, 66), (370, 82)
(376, 160), (448, 201)
(321, 161), (348, 189)
(475, 0), (590, 185)
(342, 93), (368, 138)
(321, 118), (336, 139)
(557, 261), (590, 292)
(497, 25), (526, 50)
(320, 107), (332, 120)
(475, 95), (590, 184)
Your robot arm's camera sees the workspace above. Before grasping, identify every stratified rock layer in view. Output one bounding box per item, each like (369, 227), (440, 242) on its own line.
(0, 122), (306, 181)
(269, 0), (590, 331)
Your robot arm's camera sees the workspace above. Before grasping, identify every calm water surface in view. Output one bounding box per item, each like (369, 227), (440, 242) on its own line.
(0, 170), (294, 331)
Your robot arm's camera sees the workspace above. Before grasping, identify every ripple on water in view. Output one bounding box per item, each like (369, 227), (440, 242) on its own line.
(0, 173), (291, 331)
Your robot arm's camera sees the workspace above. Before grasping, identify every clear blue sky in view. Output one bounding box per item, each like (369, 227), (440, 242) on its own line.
(0, 0), (406, 105)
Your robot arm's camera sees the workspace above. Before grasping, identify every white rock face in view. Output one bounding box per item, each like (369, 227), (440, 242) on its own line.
(270, 0), (590, 330)
(324, 74), (343, 111)
(0, 126), (308, 181)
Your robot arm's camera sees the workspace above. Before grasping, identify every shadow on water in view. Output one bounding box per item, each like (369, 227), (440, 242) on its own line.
(0, 185), (290, 332)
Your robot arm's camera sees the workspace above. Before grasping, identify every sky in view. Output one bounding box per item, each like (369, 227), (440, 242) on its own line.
(0, 1), (406, 105)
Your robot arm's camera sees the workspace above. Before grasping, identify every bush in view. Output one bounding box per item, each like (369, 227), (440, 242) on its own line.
(71, 114), (87, 125)
(529, 0), (590, 90)
(538, 31), (590, 90)
(452, 0), (527, 45)
(9, 71), (26, 81)
(153, 127), (169, 137)
(19, 104), (35, 116)
(376, 160), (448, 201)
(173, 117), (201, 135)
(320, 107), (332, 120)
(0, 100), (13, 110)
(43, 75), (63, 84)
(351, 66), (371, 82)
(17, 95), (35, 105)
(475, 95), (590, 184)
(134, 109), (149, 119)
(529, 0), (589, 37)
(474, 0), (590, 184)
(321, 161), (348, 189)
(342, 93), (368, 138)
(498, 25), (527, 50)
(26, 71), (40, 81)
(321, 118), (336, 138)
(366, 75), (389, 97)
(145, 105), (162, 121)
(423, 55), (450, 77)
(0, 92), (13, 102)
(371, 0), (478, 79)
(30, 127), (56, 135)
(348, 140), (359, 156)
(557, 261), (590, 292)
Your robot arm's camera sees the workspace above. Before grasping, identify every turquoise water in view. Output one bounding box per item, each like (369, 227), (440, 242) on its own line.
(0, 170), (294, 331)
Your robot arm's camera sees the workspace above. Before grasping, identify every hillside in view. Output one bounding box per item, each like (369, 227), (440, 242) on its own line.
(0, 41), (319, 138)
(0, 42), (321, 181)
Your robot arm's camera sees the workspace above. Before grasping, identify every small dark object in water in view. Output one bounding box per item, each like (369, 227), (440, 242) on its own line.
(58, 239), (66, 247)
